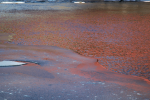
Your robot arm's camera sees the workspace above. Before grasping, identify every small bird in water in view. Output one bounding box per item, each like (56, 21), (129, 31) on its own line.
(97, 59), (98, 62)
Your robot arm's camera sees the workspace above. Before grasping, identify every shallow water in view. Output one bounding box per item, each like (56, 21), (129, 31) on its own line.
(0, 2), (150, 80)
(0, 44), (150, 100)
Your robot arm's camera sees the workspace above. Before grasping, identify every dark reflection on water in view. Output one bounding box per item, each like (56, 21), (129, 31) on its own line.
(0, 2), (150, 80)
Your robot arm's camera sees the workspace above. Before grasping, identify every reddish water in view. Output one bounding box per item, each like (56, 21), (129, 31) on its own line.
(0, 3), (150, 100)
(0, 3), (150, 81)
(0, 44), (150, 100)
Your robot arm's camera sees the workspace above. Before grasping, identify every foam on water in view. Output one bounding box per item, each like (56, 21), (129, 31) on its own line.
(0, 61), (26, 67)
(1, 2), (25, 4)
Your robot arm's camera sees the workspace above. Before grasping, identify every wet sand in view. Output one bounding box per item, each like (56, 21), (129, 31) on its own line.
(0, 2), (150, 100)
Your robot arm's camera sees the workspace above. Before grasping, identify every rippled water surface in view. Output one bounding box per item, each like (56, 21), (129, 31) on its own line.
(0, 2), (150, 80)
